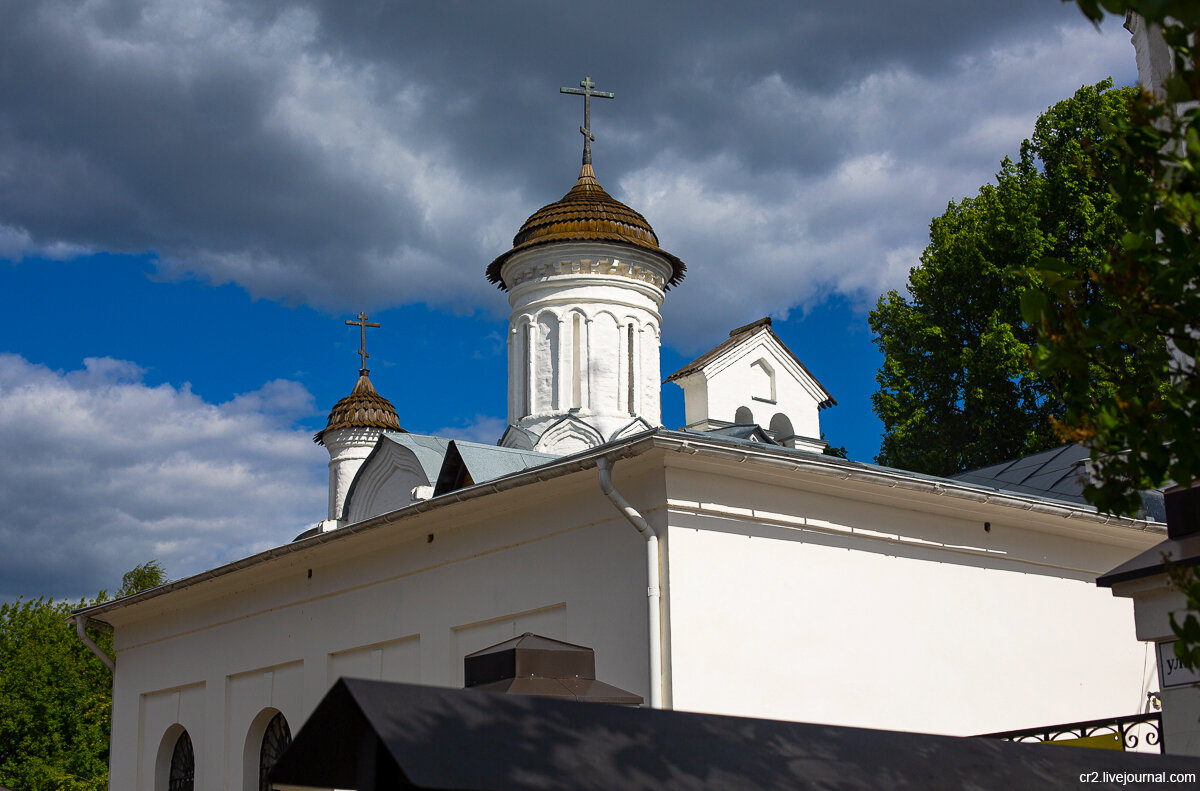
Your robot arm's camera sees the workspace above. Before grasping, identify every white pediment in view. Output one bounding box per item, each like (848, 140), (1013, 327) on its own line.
(343, 434), (451, 524)
(669, 321), (834, 449)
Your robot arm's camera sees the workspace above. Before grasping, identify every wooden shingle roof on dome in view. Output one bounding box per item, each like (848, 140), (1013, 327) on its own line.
(486, 164), (686, 289)
(314, 373), (404, 445)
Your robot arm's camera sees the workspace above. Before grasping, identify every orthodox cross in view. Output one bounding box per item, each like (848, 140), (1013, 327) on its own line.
(345, 312), (380, 374)
(560, 76), (614, 165)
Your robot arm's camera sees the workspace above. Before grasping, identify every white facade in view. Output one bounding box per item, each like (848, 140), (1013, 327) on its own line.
(321, 424), (385, 524)
(1126, 13), (1173, 99)
(669, 319), (834, 452)
(1108, 574), (1200, 756)
(86, 435), (1165, 790)
(499, 242), (671, 454)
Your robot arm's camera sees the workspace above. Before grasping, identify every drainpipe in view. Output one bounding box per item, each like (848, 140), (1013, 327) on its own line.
(596, 456), (663, 709)
(74, 617), (115, 672)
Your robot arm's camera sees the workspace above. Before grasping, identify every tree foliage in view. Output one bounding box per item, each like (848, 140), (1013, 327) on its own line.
(870, 80), (1149, 476)
(0, 561), (165, 791)
(1025, 1), (1200, 516)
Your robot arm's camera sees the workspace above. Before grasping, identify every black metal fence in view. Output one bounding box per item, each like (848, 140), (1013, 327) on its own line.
(980, 712), (1162, 753)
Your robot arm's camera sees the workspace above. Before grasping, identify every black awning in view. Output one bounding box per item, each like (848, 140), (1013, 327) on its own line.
(270, 678), (1200, 790)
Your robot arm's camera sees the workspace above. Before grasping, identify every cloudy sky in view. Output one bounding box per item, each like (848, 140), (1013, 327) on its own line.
(0, 0), (1138, 601)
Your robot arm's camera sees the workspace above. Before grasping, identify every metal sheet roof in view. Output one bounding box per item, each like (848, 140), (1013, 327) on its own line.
(379, 433), (453, 482)
(433, 440), (558, 495)
(270, 678), (1200, 791)
(950, 444), (1165, 521)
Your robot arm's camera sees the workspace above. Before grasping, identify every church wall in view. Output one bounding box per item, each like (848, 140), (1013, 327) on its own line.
(660, 460), (1157, 736)
(701, 337), (824, 440)
(106, 467), (664, 791)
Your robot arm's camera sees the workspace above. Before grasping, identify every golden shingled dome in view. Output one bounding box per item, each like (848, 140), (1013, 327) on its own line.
(485, 163), (686, 289)
(313, 373), (404, 445)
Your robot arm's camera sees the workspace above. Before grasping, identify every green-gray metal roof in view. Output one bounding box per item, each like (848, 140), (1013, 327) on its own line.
(434, 441), (558, 495)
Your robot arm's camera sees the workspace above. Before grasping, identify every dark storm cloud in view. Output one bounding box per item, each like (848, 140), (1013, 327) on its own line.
(0, 0), (1136, 335)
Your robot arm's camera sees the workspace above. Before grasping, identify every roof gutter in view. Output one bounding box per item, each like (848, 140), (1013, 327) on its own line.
(72, 429), (1159, 624)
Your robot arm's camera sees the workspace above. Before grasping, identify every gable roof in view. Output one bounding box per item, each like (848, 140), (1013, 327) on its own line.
(433, 440), (558, 495)
(665, 317), (836, 409)
(340, 433), (452, 521)
(378, 433), (452, 482)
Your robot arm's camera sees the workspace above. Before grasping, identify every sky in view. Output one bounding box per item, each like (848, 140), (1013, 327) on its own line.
(0, 0), (1140, 602)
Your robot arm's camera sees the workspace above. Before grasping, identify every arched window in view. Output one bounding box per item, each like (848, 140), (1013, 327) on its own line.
(259, 712), (292, 791)
(769, 413), (795, 445)
(169, 730), (194, 791)
(750, 358), (776, 402)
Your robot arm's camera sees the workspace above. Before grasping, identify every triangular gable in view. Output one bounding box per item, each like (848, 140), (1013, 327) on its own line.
(342, 433), (452, 522)
(666, 317), (835, 409)
(498, 424), (537, 450)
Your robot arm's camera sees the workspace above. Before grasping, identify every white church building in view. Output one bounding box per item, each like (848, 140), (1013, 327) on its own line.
(74, 88), (1169, 789)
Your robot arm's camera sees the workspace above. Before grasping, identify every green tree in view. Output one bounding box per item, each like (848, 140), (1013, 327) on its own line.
(118, 560), (166, 599)
(0, 562), (165, 791)
(1028, 1), (1200, 516)
(870, 80), (1149, 476)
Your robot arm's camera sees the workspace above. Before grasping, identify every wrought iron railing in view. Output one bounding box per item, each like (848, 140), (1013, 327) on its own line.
(980, 712), (1162, 753)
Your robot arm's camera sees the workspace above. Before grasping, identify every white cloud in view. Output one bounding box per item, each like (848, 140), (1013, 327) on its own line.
(429, 414), (507, 445)
(0, 354), (325, 601)
(628, 19), (1136, 348)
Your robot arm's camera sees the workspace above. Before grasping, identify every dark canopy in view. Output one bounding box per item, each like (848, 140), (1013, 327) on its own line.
(271, 678), (1200, 790)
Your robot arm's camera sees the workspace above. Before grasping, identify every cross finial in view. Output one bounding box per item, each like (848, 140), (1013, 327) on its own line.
(345, 312), (381, 375)
(560, 76), (614, 166)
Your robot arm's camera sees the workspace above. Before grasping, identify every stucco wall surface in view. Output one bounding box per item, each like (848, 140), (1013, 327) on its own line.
(662, 461), (1158, 735)
(106, 467), (660, 791)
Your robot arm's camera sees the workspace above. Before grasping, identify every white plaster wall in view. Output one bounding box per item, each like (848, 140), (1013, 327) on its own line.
(106, 467), (660, 791)
(343, 447), (428, 524)
(1127, 13), (1172, 97)
(663, 463), (1158, 735)
(104, 449), (1166, 788)
(324, 425), (383, 521)
(675, 372), (710, 427)
(137, 683), (206, 791)
(1111, 576), (1200, 756)
(702, 336), (824, 440)
(226, 662), (303, 790)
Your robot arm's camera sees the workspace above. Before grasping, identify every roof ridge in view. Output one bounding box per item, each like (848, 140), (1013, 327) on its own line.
(728, 316), (772, 337)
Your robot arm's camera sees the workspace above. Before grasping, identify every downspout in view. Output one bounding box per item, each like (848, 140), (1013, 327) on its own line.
(596, 456), (663, 709)
(74, 616), (115, 672)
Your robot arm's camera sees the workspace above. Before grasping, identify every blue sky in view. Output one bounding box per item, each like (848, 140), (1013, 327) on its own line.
(0, 0), (1138, 600)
